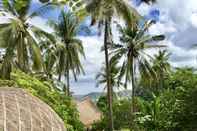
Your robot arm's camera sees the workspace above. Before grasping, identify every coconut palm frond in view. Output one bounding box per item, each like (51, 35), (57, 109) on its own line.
(28, 2), (57, 19)
(114, 0), (141, 27)
(0, 0), (54, 79)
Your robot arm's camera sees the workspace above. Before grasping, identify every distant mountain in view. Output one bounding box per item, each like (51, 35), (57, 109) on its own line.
(73, 90), (132, 102)
(73, 92), (104, 102)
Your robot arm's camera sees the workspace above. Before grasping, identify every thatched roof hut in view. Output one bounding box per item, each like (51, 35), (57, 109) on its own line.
(0, 87), (66, 131)
(76, 97), (102, 128)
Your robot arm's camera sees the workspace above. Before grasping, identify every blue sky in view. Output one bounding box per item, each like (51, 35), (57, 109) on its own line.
(2, 0), (197, 95)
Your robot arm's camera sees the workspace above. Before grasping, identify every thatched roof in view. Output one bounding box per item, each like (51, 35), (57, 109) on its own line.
(76, 97), (102, 127)
(0, 87), (66, 131)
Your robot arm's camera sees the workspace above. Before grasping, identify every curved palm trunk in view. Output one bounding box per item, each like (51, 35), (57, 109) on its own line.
(104, 19), (114, 131)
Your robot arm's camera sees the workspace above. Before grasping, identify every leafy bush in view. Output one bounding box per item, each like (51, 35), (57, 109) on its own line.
(92, 96), (133, 130)
(136, 68), (197, 131)
(165, 68), (197, 130)
(0, 70), (84, 131)
(135, 92), (177, 130)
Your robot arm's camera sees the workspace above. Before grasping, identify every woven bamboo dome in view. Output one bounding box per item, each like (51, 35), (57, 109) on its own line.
(0, 87), (66, 131)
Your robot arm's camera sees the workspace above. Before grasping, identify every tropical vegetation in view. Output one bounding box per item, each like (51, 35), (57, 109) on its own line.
(0, 0), (197, 131)
(0, 0), (52, 79)
(47, 10), (85, 95)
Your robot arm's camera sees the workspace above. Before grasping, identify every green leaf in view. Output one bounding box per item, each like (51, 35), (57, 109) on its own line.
(152, 35), (165, 41)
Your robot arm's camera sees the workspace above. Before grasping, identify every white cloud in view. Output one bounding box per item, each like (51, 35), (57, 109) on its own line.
(137, 2), (152, 16)
(0, 17), (10, 23)
(78, 36), (104, 66)
(29, 17), (54, 32)
(148, 22), (177, 35)
(70, 36), (104, 94)
(141, 0), (197, 68)
(191, 13), (197, 28)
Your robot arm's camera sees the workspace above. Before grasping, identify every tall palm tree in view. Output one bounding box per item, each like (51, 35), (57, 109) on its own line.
(111, 20), (165, 121)
(86, 1), (140, 130)
(0, 0), (53, 79)
(49, 11), (85, 95)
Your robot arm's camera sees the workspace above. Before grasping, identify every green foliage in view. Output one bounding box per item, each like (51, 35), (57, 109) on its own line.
(139, 50), (171, 94)
(92, 96), (133, 130)
(49, 11), (85, 81)
(0, 70), (84, 131)
(113, 100), (133, 130)
(0, 0), (54, 79)
(86, 0), (141, 27)
(164, 68), (197, 130)
(111, 21), (165, 89)
(135, 92), (176, 130)
(46, 11), (85, 95)
(96, 59), (124, 90)
(136, 68), (197, 131)
(96, 96), (108, 113)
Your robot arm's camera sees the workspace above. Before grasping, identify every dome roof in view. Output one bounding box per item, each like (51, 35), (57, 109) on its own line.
(0, 87), (66, 131)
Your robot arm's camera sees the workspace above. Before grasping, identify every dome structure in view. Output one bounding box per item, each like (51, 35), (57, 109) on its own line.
(0, 87), (66, 131)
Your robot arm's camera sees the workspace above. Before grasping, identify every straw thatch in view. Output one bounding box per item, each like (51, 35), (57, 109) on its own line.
(0, 87), (66, 131)
(76, 97), (102, 128)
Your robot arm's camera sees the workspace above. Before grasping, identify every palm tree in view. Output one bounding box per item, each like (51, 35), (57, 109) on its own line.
(0, 0), (53, 79)
(34, 30), (57, 79)
(86, 1), (141, 130)
(111, 20), (165, 121)
(96, 59), (124, 95)
(49, 11), (85, 95)
(152, 50), (171, 92)
(139, 50), (170, 94)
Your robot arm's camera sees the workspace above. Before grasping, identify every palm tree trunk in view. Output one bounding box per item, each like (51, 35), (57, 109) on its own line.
(66, 68), (70, 96)
(104, 19), (114, 131)
(131, 56), (136, 128)
(65, 42), (70, 96)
